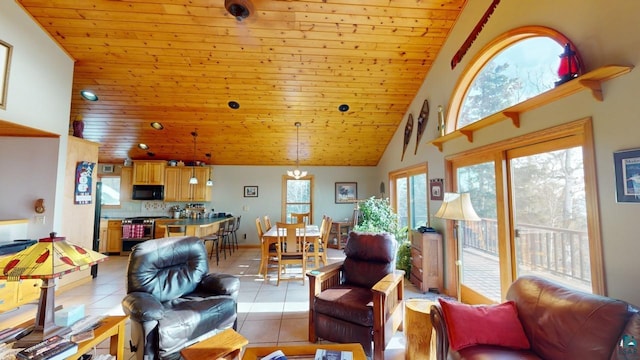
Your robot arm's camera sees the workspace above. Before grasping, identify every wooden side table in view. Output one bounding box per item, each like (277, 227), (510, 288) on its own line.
(15, 315), (128, 360)
(181, 328), (248, 360)
(405, 299), (436, 359)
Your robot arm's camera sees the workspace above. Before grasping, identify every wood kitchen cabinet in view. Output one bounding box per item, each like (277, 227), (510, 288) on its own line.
(410, 230), (443, 293)
(0, 279), (41, 313)
(133, 160), (165, 185)
(120, 166), (133, 201)
(107, 220), (122, 254)
(164, 167), (211, 202)
(99, 219), (108, 253)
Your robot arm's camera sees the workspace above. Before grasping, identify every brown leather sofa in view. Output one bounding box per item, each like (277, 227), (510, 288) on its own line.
(431, 276), (640, 360)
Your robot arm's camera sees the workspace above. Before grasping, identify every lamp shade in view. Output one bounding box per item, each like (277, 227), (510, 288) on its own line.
(435, 193), (481, 221)
(0, 233), (107, 281)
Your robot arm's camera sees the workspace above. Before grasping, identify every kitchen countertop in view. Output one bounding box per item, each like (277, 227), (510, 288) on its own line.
(163, 216), (232, 226)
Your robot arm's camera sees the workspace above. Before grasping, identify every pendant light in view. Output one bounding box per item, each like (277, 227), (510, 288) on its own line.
(205, 153), (213, 186)
(189, 130), (198, 184)
(287, 122), (308, 179)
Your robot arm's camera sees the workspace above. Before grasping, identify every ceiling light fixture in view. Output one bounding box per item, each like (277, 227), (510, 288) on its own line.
(338, 104), (350, 112)
(189, 130), (198, 185)
(205, 153), (213, 187)
(150, 122), (164, 130)
(228, 100), (240, 109)
(138, 143), (149, 150)
(80, 90), (98, 101)
(224, 0), (253, 21)
(287, 122), (308, 179)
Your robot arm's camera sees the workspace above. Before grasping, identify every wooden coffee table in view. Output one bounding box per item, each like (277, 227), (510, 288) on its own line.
(242, 343), (367, 360)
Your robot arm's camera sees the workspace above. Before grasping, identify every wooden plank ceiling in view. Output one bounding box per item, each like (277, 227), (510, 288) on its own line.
(17, 0), (466, 166)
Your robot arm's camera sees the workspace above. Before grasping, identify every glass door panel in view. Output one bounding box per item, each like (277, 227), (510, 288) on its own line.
(510, 146), (591, 292)
(456, 162), (501, 302)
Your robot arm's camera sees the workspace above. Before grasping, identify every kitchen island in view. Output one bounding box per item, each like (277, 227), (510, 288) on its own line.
(155, 216), (232, 238)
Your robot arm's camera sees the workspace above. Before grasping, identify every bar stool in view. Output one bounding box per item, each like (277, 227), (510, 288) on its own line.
(223, 217), (236, 253)
(200, 222), (221, 265)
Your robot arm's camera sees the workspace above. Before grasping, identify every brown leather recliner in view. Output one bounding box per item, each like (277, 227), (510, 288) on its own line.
(307, 232), (404, 360)
(431, 275), (640, 360)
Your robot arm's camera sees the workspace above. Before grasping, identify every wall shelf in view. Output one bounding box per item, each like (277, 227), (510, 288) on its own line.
(429, 65), (633, 152)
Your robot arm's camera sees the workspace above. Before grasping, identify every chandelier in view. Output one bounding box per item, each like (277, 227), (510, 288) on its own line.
(287, 122), (308, 179)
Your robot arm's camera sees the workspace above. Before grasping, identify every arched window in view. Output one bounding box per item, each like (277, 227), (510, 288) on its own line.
(447, 27), (579, 130)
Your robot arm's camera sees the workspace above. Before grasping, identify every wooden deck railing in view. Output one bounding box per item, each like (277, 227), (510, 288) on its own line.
(460, 219), (590, 284)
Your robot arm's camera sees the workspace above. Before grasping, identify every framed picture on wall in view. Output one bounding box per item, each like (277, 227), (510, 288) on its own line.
(614, 148), (640, 203)
(335, 182), (357, 203)
(0, 40), (13, 109)
(244, 186), (258, 197)
(430, 178), (444, 201)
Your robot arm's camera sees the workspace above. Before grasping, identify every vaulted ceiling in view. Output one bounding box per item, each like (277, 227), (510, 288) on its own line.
(17, 0), (467, 166)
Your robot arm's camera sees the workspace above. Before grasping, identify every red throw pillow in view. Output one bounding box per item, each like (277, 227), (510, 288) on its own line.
(438, 298), (530, 351)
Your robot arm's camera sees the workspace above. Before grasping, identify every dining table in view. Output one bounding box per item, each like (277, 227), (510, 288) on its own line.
(260, 224), (321, 276)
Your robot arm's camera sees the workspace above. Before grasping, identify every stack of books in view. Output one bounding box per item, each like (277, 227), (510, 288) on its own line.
(16, 335), (78, 360)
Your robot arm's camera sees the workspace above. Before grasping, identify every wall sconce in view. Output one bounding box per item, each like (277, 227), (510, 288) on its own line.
(35, 199), (45, 214)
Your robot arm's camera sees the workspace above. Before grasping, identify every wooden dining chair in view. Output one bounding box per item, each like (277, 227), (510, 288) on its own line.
(263, 215), (272, 230)
(318, 216), (332, 267)
(273, 222), (308, 286)
(291, 212), (310, 225)
(255, 217), (268, 276)
(165, 224), (186, 237)
(307, 216), (331, 269)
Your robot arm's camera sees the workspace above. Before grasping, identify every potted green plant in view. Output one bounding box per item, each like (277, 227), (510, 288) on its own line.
(353, 197), (411, 277)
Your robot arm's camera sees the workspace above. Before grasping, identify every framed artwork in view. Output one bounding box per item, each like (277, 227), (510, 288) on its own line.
(335, 182), (357, 203)
(244, 186), (258, 197)
(430, 178), (444, 201)
(0, 40), (12, 110)
(614, 148), (640, 203)
(74, 161), (95, 205)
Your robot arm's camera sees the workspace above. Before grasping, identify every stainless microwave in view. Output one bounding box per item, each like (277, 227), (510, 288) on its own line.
(132, 185), (164, 200)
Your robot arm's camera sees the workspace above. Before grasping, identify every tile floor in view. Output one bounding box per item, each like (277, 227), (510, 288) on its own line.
(0, 246), (430, 359)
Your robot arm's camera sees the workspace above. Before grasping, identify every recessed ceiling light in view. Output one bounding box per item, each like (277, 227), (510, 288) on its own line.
(338, 104), (350, 112)
(80, 90), (98, 101)
(147, 152), (155, 157)
(138, 143), (149, 150)
(228, 101), (240, 109)
(150, 122), (164, 130)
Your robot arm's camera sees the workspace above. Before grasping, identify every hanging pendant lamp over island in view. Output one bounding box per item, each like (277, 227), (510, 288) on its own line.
(189, 130), (198, 185)
(287, 122), (308, 179)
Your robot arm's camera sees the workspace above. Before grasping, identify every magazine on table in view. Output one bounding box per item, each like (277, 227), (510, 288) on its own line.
(314, 349), (353, 360)
(261, 350), (288, 360)
(16, 335), (78, 360)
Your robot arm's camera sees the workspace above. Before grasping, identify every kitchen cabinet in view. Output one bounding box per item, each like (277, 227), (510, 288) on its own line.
(327, 222), (351, 249)
(107, 220), (122, 254)
(164, 167), (211, 202)
(99, 219), (108, 253)
(410, 230), (443, 293)
(133, 161), (165, 185)
(120, 166), (133, 201)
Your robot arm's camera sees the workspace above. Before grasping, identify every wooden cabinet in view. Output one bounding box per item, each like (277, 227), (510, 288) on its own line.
(107, 220), (122, 254)
(99, 219), (108, 253)
(120, 166), (133, 201)
(164, 167), (211, 202)
(410, 230), (443, 293)
(133, 161), (165, 185)
(328, 222), (351, 249)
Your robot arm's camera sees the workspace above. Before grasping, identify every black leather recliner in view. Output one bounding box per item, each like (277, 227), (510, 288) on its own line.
(122, 236), (239, 360)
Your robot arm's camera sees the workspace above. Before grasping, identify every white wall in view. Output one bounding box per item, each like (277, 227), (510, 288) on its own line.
(0, 1), (75, 234)
(377, 0), (640, 305)
(0, 137), (60, 239)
